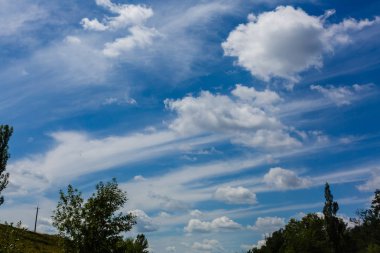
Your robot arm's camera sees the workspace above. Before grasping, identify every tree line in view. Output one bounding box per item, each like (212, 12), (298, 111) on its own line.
(247, 184), (380, 253)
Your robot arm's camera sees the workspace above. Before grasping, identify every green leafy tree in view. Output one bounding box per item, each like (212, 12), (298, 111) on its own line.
(0, 125), (13, 206)
(249, 229), (285, 253)
(249, 215), (331, 253)
(282, 214), (331, 253)
(364, 189), (380, 223)
(52, 178), (136, 253)
(351, 189), (380, 252)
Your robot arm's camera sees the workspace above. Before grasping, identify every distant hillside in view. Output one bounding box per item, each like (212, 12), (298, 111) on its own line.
(0, 223), (63, 253)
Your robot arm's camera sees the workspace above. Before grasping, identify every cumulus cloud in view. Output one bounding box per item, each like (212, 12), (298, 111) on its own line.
(214, 186), (257, 205)
(263, 167), (311, 190)
(248, 216), (285, 233)
(192, 239), (223, 252)
(103, 26), (159, 57)
(81, 0), (159, 57)
(232, 84), (281, 107)
(222, 6), (380, 82)
(165, 85), (301, 149)
(184, 216), (242, 233)
(190, 209), (203, 217)
(81, 18), (108, 31)
(357, 168), (380, 191)
(81, 0), (153, 31)
(130, 209), (159, 232)
(310, 84), (373, 106)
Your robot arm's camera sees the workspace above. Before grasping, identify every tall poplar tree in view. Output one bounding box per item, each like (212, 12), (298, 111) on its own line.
(0, 125), (13, 206)
(323, 182), (346, 253)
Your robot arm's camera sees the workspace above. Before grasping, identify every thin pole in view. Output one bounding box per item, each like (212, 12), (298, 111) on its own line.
(34, 205), (39, 233)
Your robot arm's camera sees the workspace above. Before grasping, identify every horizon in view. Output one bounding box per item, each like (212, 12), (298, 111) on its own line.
(0, 0), (380, 252)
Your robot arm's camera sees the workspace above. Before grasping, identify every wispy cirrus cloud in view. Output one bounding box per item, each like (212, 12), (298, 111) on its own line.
(310, 83), (374, 106)
(6, 130), (221, 197)
(0, 0), (47, 37)
(356, 168), (380, 192)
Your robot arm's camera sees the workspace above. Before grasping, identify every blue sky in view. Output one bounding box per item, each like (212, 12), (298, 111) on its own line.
(0, 0), (380, 252)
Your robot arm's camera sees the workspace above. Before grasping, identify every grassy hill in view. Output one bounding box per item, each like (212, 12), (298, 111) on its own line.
(0, 223), (63, 253)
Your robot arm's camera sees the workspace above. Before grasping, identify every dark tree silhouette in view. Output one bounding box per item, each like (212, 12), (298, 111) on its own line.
(0, 125), (13, 206)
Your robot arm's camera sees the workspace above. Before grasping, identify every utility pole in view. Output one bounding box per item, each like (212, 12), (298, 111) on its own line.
(34, 205), (39, 233)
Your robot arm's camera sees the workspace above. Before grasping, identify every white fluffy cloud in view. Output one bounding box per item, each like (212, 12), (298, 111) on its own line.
(357, 168), (380, 191)
(103, 26), (159, 57)
(81, 18), (108, 31)
(263, 167), (311, 190)
(81, 0), (153, 31)
(81, 0), (159, 57)
(222, 6), (380, 82)
(191, 239), (222, 252)
(232, 84), (281, 106)
(214, 186), (257, 205)
(248, 216), (286, 233)
(184, 216), (242, 233)
(311, 84), (373, 106)
(190, 209), (203, 217)
(130, 209), (159, 232)
(165, 85), (301, 149)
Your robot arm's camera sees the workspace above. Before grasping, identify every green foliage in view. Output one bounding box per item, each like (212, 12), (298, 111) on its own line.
(365, 243), (380, 253)
(282, 214), (332, 253)
(116, 234), (149, 253)
(52, 178), (136, 253)
(246, 185), (380, 253)
(350, 189), (380, 252)
(251, 215), (332, 253)
(0, 124), (13, 206)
